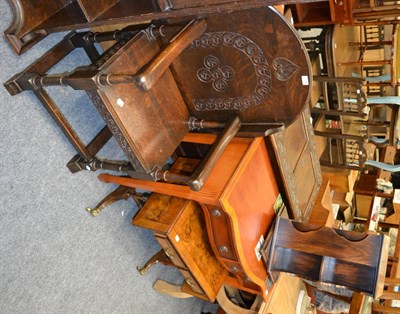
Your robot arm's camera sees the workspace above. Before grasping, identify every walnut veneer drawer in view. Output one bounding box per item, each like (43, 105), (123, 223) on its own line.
(179, 269), (204, 295)
(133, 193), (228, 301)
(155, 236), (187, 269)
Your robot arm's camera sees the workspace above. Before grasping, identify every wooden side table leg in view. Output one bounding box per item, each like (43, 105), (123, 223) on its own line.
(137, 249), (170, 275)
(86, 185), (148, 217)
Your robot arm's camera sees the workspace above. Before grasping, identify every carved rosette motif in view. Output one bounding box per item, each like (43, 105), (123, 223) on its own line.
(197, 55), (235, 92)
(190, 32), (272, 111)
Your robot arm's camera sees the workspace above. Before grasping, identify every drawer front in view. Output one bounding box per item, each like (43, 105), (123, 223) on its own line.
(168, 200), (228, 301)
(180, 269), (205, 295)
(155, 236), (187, 269)
(329, 0), (350, 23)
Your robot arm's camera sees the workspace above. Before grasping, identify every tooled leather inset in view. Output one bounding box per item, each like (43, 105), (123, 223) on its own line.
(190, 31), (272, 111)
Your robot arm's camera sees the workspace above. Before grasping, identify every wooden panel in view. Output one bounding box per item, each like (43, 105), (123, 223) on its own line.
(271, 247), (323, 281)
(179, 269), (204, 295)
(155, 236), (187, 269)
(290, 2), (332, 27)
(308, 178), (335, 227)
(290, 0), (352, 27)
(133, 194), (190, 233)
(355, 194), (373, 218)
(329, 0), (351, 23)
(283, 108), (308, 171)
(269, 106), (322, 221)
(322, 169), (358, 193)
(261, 273), (307, 314)
(293, 146), (319, 214)
(223, 139), (279, 286)
(267, 217), (389, 298)
(170, 7), (310, 126)
(321, 257), (376, 293)
(77, 0), (120, 22)
(203, 206), (237, 261)
(99, 32), (189, 173)
(10, 0), (70, 33)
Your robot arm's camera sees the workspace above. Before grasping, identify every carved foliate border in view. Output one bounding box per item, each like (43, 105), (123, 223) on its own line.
(85, 35), (146, 172)
(303, 106), (322, 221)
(190, 31), (272, 111)
(271, 106), (322, 222)
(86, 91), (145, 172)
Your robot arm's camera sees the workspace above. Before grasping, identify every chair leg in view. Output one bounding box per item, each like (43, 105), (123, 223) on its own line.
(3, 31), (79, 95)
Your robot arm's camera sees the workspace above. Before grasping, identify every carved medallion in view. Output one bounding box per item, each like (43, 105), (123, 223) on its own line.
(197, 55), (235, 92)
(190, 32), (272, 111)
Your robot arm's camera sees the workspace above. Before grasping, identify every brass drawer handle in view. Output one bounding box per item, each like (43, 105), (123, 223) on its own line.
(185, 278), (195, 287)
(164, 248), (175, 259)
(334, 0), (343, 6)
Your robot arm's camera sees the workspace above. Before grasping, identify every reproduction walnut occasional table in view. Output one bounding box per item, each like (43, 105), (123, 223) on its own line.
(99, 137), (280, 300)
(133, 194), (229, 302)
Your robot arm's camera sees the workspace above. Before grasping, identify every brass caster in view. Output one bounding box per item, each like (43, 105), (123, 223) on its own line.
(86, 207), (100, 217)
(136, 265), (148, 275)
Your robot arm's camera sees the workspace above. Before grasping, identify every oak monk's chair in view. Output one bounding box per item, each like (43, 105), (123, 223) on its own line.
(4, 20), (246, 191)
(5, 7), (311, 215)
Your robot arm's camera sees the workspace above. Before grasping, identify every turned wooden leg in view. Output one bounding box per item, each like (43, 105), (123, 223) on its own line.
(86, 185), (148, 217)
(136, 249), (172, 275)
